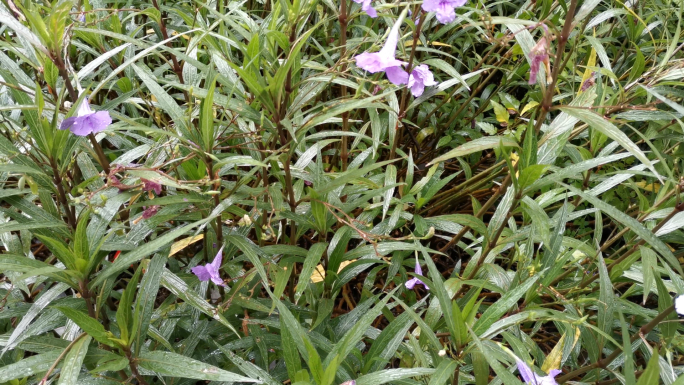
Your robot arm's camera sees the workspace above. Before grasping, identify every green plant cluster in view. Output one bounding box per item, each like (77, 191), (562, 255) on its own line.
(1, 0), (684, 384)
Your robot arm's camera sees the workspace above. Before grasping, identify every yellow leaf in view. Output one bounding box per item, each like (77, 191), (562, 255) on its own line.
(521, 101), (539, 116)
(578, 47), (596, 95)
(170, 234), (204, 257)
(403, 41), (453, 48)
(310, 260), (356, 283)
(635, 181), (661, 192)
(541, 327), (579, 373)
(490, 100), (509, 125)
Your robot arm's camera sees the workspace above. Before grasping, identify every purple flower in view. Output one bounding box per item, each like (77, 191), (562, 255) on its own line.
(516, 359), (561, 385)
(191, 246), (226, 286)
(142, 205), (159, 219)
(353, 0), (377, 17)
(141, 178), (162, 195)
(405, 259), (428, 290)
(60, 94), (112, 136)
(386, 64), (437, 97)
(529, 36), (549, 85)
(355, 18), (407, 74)
(422, 0), (466, 24)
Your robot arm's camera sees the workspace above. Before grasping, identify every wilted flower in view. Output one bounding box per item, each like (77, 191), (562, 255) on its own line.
(405, 259), (428, 290)
(60, 94), (112, 136)
(529, 35), (550, 85)
(516, 359), (561, 385)
(142, 205), (160, 219)
(386, 64), (437, 97)
(355, 17), (407, 73)
(421, 0), (466, 24)
(580, 71), (596, 92)
(141, 178), (162, 195)
(353, 0), (377, 17)
(192, 246), (226, 286)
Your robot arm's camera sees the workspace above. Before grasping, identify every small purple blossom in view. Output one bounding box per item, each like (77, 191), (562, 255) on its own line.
(529, 36), (549, 85)
(355, 18), (407, 74)
(405, 259), (428, 290)
(191, 246), (226, 286)
(422, 0), (466, 24)
(353, 0), (377, 17)
(516, 359), (561, 385)
(142, 205), (160, 219)
(386, 65), (437, 97)
(141, 178), (162, 195)
(78, 12), (86, 22)
(60, 94), (112, 136)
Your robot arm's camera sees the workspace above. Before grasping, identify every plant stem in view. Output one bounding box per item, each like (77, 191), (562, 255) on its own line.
(390, 7), (425, 160)
(533, 0), (579, 134)
(49, 156), (76, 229)
(339, 0), (349, 171)
(125, 347), (149, 385)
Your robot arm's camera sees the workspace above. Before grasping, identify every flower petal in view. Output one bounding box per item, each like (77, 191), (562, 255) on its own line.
(386, 66), (409, 85)
(405, 277), (419, 289)
(421, 0), (442, 12)
(59, 117), (79, 131)
(191, 265), (212, 281)
(516, 359), (536, 384)
(210, 246), (225, 271)
(76, 98), (93, 116)
(435, 5), (457, 24)
(86, 111), (113, 134)
(410, 80), (426, 97)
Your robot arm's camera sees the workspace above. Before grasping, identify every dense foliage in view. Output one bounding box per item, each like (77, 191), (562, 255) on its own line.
(1, 0), (684, 384)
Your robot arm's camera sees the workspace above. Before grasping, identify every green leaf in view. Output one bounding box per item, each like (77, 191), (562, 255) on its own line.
(137, 351), (260, 382)
(309, 189), (328, 236)
(2, 282), (70, 354)
(116, 265), (142, 344)
(519, 164), (549, 191)
(280, 314), (303, 381)
(200, 73), (218, 152)
(429, 136), (519, 165)
(655, 273), (676, 342)
(315, 159), (396, 195)
(35, 235), (77, 271)
(355, 368), (436, 385)
(55, 306), (116, 347)
(216, 342), (281, 385)
(640, 246), (656, 304)
(322, 289), (396, 367)
(160, 269), (240, 336)
(57, 335), (92, 385)
(92, 217), (213, 287)
(428, 359), (457, 385)
(0, 350), (62, 383)
(559, 107), (659, 181)
(74, 210), (90, 263)
(619, 311), (636, 385)
(295, 242), (327, 303)
(133, 253), (167, 352)
(564, 184), (682, 275)
(473, 275), (539, 335)
(364, 311), (414, 372)
(596, 253), (614, 349)
(635, 349), (660, 385)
